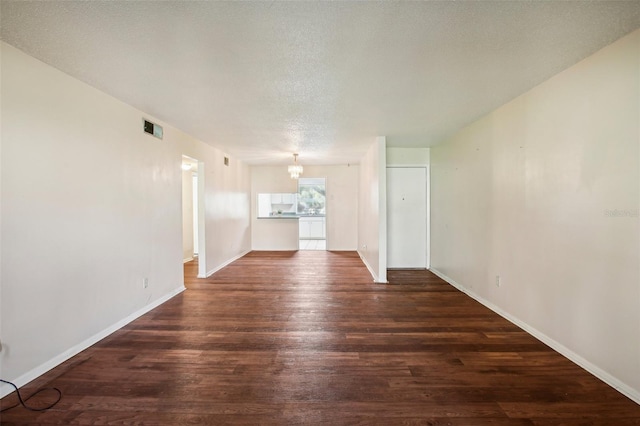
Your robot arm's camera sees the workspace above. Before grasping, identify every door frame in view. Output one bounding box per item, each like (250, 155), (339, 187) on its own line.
(182, 155), (207, 278)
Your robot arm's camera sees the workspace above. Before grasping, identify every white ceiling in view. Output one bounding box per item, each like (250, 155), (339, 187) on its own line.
(1, 1), (639, 165)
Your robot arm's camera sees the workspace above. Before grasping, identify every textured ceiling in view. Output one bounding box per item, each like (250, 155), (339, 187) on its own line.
(1, 1), (639, 165)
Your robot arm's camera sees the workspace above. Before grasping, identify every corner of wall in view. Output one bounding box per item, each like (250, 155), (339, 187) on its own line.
(377, 137), (388, 283)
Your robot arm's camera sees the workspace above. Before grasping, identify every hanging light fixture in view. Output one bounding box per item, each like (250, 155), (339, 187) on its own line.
(287, 153), (303, 179)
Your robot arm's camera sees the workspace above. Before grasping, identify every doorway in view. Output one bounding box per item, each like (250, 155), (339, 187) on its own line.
(182, 155), (206, 278)
(387, 167), (428, 268)
(297, 177), (326, 250)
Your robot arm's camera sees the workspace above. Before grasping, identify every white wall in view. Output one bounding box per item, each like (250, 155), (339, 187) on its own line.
(250, 166), (300, 250)
(430, 30), (640, 403)
(0, 42), (251, 395)
(358, 137), (387, 283)
(182, 169), (195, 262)
(0, 39), (4, 370)
(250, 164), (359, 251)
(299, 165), (359, 251)
(179, 145), (251, 277)
(387, 147), (430, 166)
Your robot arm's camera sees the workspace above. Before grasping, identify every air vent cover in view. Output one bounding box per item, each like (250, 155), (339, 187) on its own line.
(143, 119), (163, 139)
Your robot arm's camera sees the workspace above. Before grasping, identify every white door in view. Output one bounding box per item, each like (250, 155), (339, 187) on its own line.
(387, 167), (428, 268)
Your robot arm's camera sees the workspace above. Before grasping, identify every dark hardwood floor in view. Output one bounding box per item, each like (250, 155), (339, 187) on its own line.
(2, 250), (639, 425)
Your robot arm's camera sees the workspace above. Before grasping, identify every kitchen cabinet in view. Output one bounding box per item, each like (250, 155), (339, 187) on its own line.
(299, 220), (311, 238)
(258, 193), (297, 217)
(309, 219), (324, 238)
(271, 193), (296, 205)
(282, 193), (296, 204)
(299, 217), (325, 239)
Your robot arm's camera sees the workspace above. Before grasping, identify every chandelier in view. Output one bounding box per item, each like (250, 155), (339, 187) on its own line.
(287, 153), (303, 179)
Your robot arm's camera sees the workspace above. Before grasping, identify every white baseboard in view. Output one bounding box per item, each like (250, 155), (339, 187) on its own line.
(0, 285), (186, 399)
(183, 257), (194, 263)
(205, 250), (251, 278)
(357, 250), (387, 283)
(429, 267), (640, 406)
(357, 249), (376, 282)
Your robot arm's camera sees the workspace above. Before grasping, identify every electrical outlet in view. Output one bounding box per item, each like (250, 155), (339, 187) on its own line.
(495, 275), (501, 287)
(143, 278), (149, 289)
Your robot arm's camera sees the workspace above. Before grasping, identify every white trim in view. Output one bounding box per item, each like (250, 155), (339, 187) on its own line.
(183, 257), (194, 264)
(429, 267), (640, 406)
(425, 165), (431, 270)
(357, 250), (388, 284)
(204, 249), (251, 278)
(196, 160), (207, 279)
(0, 285), (186, 399)
(385, 163), (429, 168)
(377, 137), (388, 283)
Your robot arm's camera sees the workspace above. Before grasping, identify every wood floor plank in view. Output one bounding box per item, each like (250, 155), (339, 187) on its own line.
(2, 250), (639, 425)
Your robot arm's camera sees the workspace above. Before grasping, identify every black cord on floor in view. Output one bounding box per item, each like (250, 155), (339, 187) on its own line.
(0, 379), (62, 412)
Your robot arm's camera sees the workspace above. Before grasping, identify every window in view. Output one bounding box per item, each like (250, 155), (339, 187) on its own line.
(297, 179), (325, 215)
